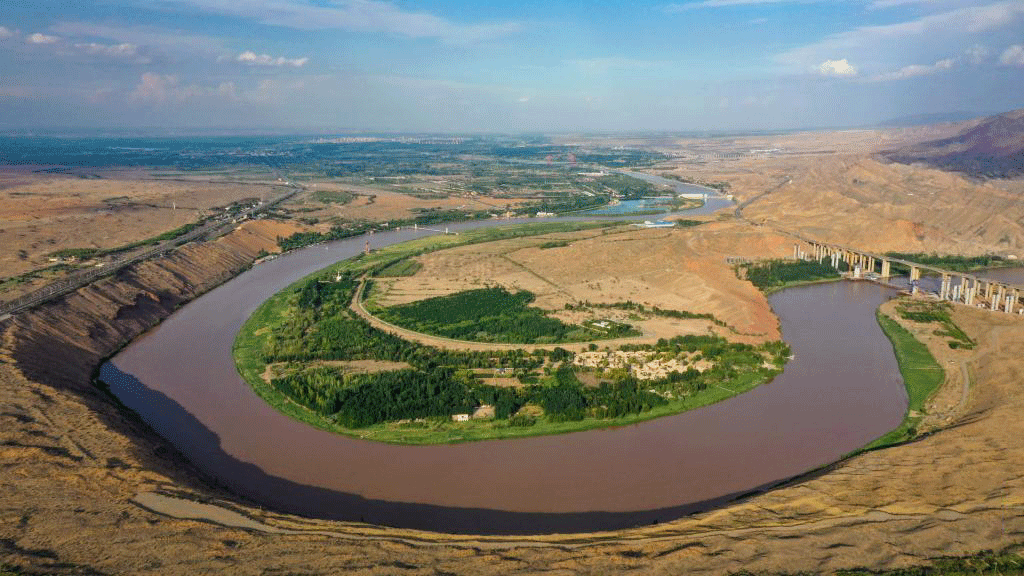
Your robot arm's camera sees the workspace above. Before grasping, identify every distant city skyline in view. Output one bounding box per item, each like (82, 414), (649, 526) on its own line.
(2, 0), (1023, 132)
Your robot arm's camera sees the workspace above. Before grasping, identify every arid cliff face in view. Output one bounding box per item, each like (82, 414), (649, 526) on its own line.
(5, 221), (293, 391)
(0, 221), (291, 573)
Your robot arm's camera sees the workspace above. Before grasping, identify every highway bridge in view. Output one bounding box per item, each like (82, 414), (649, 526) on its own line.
(789, 235), (1024, 315)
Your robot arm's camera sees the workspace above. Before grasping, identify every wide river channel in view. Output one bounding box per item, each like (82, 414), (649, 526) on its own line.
(103, 176), (914, 534)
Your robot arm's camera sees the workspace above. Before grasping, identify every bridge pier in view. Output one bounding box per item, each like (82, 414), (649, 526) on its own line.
(940, 274), (951, 300)
(788, 235), (1024, 317)
(991, 285), (1003, 311)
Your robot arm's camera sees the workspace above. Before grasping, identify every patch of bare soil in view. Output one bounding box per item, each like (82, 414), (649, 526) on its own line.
(738, 156), (1024, 256)
(646, 141), (1024, 259)
(379, 221), (789, 344)
(264, 359), (413, 384)
(282, 183), (529, 225)
(0, 169), (282, 293)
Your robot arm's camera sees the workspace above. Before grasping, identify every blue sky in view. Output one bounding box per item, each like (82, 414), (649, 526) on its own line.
(1, 0), (1023, 132)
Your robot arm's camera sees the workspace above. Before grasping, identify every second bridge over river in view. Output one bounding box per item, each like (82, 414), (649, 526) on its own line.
(789, 237), (1024, 315)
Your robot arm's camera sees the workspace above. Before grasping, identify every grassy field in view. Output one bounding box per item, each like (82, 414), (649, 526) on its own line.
(313, 189), (355, 205)
(897, 301), (976, 349)
(863, 311), (945, 450)
(375, 258), (422, 277)
(374, 286), (639, 343)
(237, 297), (769, 443)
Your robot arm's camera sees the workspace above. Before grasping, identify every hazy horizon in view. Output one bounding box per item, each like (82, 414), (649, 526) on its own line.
(3, 0), (1024, 133)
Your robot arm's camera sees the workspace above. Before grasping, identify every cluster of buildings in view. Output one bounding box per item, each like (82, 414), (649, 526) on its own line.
(573, 350), (708, 381)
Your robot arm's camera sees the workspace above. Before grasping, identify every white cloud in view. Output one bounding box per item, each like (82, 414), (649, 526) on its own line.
(129, 72), (179, 104)
(244, 77), (311, 103)
(777, 2), (1024, 70)
(75, 42), (138, 58)
(868, 57), (954, 81)
(966, 43), (990, 64)
(27, 32), (59, 45)
(175, 0), (520, 44)
(129, 72), (237, 105)
(817, 58), (858, 76)
(50, 22), (228, 56)
(128, 72), (304, 107)
(1000, 44), (1024, 66)
(236, 50), (308, 67)
(0, 26), (14, 40)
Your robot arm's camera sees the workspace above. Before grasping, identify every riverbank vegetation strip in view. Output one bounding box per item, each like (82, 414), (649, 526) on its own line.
(885, 252), (1014, 273)
(739, 259), (841, 293)
(896, 301), (975, 350)
(867, 310), (945, 450)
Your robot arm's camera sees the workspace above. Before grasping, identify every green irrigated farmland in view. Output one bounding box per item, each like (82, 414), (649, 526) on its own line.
(375, 286), (633, 343)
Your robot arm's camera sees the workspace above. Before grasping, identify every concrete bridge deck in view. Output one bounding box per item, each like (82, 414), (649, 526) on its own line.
(785, 232), (1024, 315)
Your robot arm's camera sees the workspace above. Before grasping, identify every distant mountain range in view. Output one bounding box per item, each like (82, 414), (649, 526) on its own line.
(882, 108), (1024, 178)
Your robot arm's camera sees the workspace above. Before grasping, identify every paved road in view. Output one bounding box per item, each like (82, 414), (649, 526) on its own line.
(0, 181), (301, 318)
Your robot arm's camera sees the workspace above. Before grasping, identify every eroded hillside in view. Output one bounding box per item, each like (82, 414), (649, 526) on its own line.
(739, 156), (1024, 256)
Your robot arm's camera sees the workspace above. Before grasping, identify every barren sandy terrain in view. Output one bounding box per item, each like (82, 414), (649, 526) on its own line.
(376, 222), (791, 343)
(630, 129), (1024, 258)
(279, 181), (533, 228)
(738, 156), (1024, 256)
(0, 169), (284, 297)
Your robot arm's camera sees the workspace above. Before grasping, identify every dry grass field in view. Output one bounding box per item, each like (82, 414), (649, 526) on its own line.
(279, 181), (523, 224)
(0, 169), (285, 300)
(375, 222), (792, 344)
(628, 128), (1024, 258)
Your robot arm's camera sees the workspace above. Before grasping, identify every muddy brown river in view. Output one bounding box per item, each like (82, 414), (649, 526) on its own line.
(99, 213), (921, 534)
